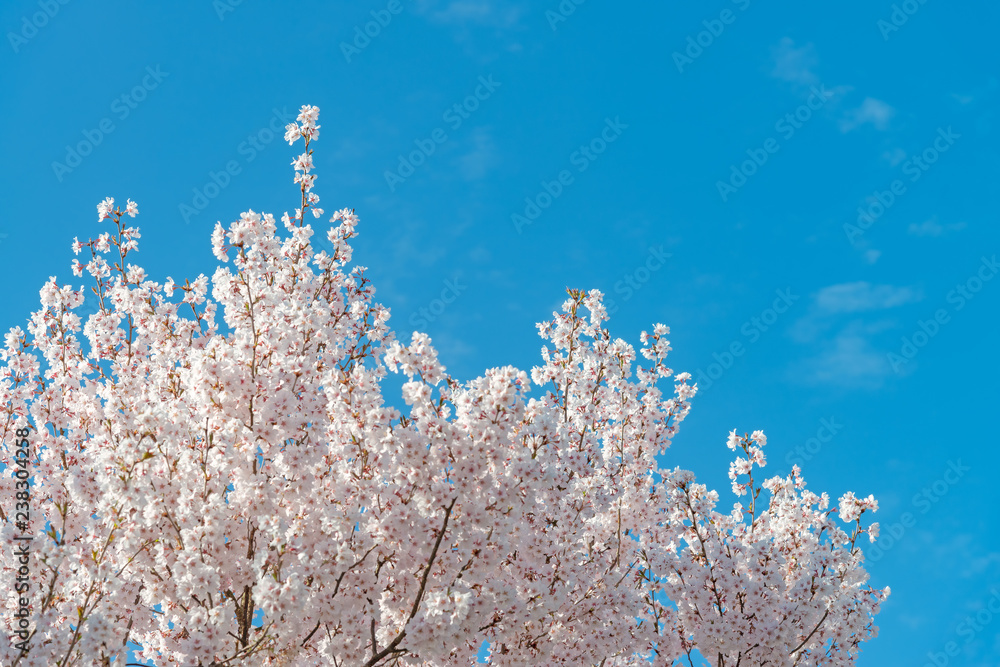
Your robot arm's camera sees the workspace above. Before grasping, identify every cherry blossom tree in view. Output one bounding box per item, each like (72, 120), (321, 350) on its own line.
(0, 106), (888, 667)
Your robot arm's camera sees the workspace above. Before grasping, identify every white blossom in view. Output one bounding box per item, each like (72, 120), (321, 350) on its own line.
(0, 105), (887, 667)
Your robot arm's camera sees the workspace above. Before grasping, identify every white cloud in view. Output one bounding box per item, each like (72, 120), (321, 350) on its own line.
(792, 321), (895, 389)
(455, 127), (497, 180)
(814, 282), (922, 314)
(949, 79), (998, 107)
(840, 97), (895, 132)
(770, 38), (818, 85)
(882, 148), (907, 166)
(787, 283), (924, 388)
(908, 218), (967, 237)
(416, 0), (524, 28)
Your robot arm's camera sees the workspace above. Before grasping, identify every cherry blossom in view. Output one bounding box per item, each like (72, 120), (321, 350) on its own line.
(0, 105), (887, 667)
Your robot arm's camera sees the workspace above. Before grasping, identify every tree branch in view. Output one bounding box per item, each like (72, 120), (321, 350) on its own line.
(364, 496), (457, 667)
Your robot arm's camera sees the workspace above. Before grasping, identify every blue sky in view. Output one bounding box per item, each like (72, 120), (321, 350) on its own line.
(2, 1), (998, 664)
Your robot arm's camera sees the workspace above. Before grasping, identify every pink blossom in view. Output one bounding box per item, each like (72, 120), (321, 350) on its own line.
(0, 104), (887, 667)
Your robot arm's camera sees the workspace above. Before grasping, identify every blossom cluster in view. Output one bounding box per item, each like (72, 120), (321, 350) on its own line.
(0, 105), (886, 666)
